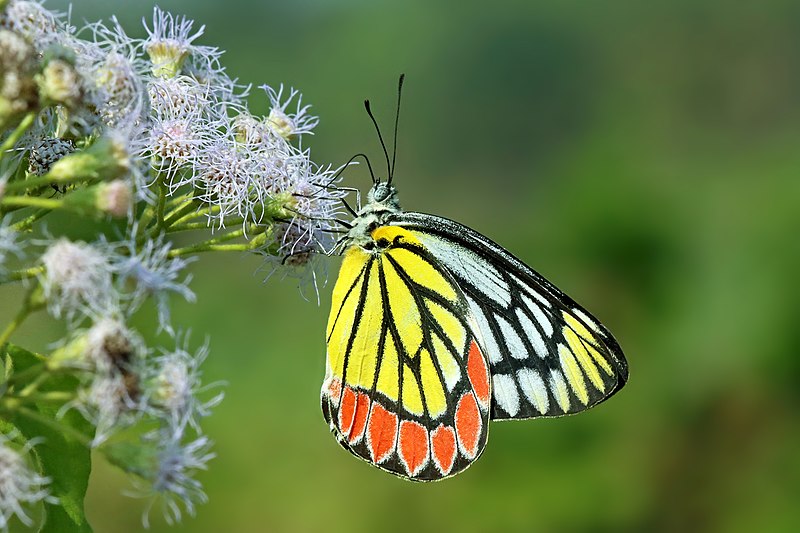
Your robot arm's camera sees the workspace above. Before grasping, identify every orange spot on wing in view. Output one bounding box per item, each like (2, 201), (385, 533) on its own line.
(399, 420), (429, 477)
(328, 378), (342, 406)
(467, 340), (490, 409)
(339, 386), (356, 435)
(431, 425), (457, 476)
(367, 402), (398, 464)
(455, 393), (481, 459)
(348, 393), (370, 443)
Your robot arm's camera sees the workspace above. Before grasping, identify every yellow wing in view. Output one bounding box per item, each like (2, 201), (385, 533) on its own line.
(322, 226), (491, 481)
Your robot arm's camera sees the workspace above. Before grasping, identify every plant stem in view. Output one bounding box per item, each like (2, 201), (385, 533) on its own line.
(163, 198), (200, 228)
(0, 196), (62, 210)
(0, 303), (33, 349)
(0, 112), (36, 162)
(155, 174), (168, 232)
(3, 265), (44, 283)
(12, 209), (50, 232)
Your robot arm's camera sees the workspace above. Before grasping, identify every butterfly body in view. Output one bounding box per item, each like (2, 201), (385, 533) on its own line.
(322, 182), (628, 481)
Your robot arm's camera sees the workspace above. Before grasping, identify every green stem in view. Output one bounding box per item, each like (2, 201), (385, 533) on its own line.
(155, 174), (168, 232)
(163, 198), (201, 228)
(15, 406), (92, 447)
(12, 208), (50, 232)
(0, 112), (36, 162)
(0, 196), (62, 210)
(0, 303), (33, 349)
(3, 265), (44, 282)
(169, 242), (255, 257)
(167, 226), (266, 257)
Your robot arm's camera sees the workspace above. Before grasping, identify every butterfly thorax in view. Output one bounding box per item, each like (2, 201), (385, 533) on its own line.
(344, 183), (402, 251)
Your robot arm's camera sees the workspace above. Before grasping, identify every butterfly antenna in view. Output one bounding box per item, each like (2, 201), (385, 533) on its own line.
(364, 99), (391, 184)
(388, 74), (405, 185)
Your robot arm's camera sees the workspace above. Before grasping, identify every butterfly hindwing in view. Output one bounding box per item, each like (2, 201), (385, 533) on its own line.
(393, 212), (628, 420)
(322, 226), (492, 481)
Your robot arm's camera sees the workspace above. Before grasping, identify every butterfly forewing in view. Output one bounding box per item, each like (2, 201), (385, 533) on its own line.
(393, 212), (628, 421)
(322, 226), (492, 481)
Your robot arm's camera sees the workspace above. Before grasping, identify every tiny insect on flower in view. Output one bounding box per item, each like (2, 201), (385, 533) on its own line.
(27, 137), (75, 176)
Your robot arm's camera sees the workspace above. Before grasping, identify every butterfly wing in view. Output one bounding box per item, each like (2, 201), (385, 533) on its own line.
(322, 226), (492, 481)
(392, 212), (628, 420)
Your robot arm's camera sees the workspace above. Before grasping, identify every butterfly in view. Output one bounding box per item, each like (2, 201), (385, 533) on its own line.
(321, 76), (628, 481)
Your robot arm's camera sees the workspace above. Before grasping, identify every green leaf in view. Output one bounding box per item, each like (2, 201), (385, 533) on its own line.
(4, 343), (95, 533)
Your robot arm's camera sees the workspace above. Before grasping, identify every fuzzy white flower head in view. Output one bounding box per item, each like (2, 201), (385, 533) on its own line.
(142, 340), (222, 429)
(263, 85), (319, 140)
(83, 49), (145, 130)
(148, 75), (212, 119)
(0, 0), (62, 50)
(138, 426), (214, 528)
(40, 238), (116, 322)
(104, 233), (196, 334)
(144, 7), (205, 79)
(0, 433), (56, 531)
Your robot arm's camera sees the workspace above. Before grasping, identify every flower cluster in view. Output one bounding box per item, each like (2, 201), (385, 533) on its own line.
(0, 1), (345, 529)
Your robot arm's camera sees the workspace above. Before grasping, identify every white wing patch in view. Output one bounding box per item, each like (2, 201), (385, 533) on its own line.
(549, 370), (571, 412)
(514, 307), (548, 359)
(494, 314), (527, 360)
(509, 273), (551, 308)
(517, 368), (549, 414)
(466, 296), (503, 364)
(492, 374), (520, 417)
(415, 233), (511, 307)
(521, 294), (554, 337)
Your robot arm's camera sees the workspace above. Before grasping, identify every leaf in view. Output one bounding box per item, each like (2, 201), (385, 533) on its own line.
(4, 343), (95, 533)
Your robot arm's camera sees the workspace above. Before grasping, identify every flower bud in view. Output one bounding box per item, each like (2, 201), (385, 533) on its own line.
(61, 179), (132, 218)
(146, 40), (188, 79)
(47, 135), (129, 183)
(0, 28), (38, 127)
(36, 57), (81, 108)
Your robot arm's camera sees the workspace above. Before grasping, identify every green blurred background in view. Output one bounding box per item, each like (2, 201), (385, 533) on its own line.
(10, 0), (800, 531)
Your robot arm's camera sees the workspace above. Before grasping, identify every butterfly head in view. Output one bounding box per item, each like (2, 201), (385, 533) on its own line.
(366, 181), (400, 212)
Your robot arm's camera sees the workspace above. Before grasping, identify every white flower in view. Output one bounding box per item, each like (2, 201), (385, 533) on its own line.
(262, 84), (319, 139)
(40, 238), (117, 322)
(0, 433), (56, 531)
(138, 426), (214, 528)
(142, 340), (222, 429)
(0, 0), (63, 51)
(104, 233), (196, 334)
(0, 217), (22, 276)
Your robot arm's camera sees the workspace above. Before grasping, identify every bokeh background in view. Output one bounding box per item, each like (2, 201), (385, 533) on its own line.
(7, 0), (800, 531)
